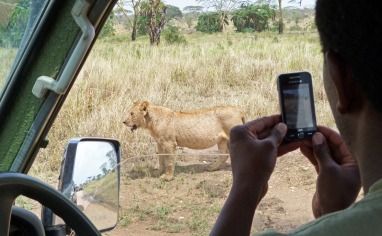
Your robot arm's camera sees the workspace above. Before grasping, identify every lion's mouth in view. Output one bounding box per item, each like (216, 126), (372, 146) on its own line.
(131, 125), (137, 132)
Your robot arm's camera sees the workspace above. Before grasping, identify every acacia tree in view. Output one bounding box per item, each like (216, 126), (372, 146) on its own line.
(142, 0), (167, 45)
(196, 0), (240, 31)
(232, 4), (276, 32)
(117, 0), (142, 41)
(278, 0), (282, 33)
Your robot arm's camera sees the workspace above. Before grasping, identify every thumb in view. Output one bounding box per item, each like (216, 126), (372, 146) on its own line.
(312, 132), (336, 171)
(267, 123), (287, 147)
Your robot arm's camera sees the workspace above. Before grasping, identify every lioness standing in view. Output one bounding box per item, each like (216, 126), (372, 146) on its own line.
(123, 101), (245, 181)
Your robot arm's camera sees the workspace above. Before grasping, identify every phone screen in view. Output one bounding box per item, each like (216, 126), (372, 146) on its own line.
(282, 83), (314, 129)
(278, 71), (317, 141)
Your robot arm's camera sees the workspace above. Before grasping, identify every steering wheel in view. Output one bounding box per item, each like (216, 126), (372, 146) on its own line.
(0, 172), (101, 236)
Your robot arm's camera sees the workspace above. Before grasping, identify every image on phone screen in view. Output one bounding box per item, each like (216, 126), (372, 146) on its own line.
(282, 83), (314, 129)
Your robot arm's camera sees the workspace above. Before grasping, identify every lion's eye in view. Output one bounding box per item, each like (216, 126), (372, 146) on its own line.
(131, 112), (134, 116)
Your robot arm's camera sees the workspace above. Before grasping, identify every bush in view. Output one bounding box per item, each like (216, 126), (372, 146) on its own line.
(0, 0), (30, 47)
(196, 12), (223, 33)
(99, 16), (115, 38)
(163, 26), (187, 44)
(231, 4), (276, 33)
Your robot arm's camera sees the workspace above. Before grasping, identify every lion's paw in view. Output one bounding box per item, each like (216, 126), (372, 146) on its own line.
(160, 174), (174, 181)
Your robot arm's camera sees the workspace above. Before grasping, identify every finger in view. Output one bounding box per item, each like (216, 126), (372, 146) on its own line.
(312, 132), (337, 170)
(265, 123), (287, 148)
(229, 125), (251, 142)
(277, 140), (301, 156)
(317, 126), (354, 165)
(243, 115), (281, 137)
(300, 144), (319, 173)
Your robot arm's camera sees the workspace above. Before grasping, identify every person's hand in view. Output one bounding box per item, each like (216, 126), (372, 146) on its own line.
(300, 126), (361, 218)
(228, 115), (300, 203)
(211, 115), (299, 236)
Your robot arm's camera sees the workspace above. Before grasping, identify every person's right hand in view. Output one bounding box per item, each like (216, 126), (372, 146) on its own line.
(300, 126), (361, 218)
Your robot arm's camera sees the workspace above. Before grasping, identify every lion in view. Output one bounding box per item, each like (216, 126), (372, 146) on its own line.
(123, 101), (245, 181)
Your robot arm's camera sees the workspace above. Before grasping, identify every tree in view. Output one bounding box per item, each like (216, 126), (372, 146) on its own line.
(131, 0), (142, 41)
(0, 0), (30, 47)
(99, 12), (115, 38)
(183, 6), (204, 13)
(166, 5), (182, 21)
(232, 4), (276, 32)
(278, 0), (283, 33)
(196, 0), (241, 31)
(196, 12), (228, 33)
(255, 0), (282, 33)
(183, 6), (204, 29)
(147, 0), (167, 45)
(117, 0), (142, 41)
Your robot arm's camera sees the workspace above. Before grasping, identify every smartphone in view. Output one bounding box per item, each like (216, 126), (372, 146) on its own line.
(277, 71), (317, 141)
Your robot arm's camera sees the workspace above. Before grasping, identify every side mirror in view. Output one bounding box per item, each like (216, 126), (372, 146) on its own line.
(42, 138), (121, 232)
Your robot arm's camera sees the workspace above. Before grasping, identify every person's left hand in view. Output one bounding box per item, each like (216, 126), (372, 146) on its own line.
(300, 126), (361, 218)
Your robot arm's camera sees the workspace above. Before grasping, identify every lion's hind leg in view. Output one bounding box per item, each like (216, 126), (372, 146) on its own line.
(207, 139), (229, 171)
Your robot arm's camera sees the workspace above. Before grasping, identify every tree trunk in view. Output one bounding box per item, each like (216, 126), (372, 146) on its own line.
(278, 0), (283, 34)
(149, 0), (157, 45)
(148, 0), (166, 46)
(131, 15), (138, 41)
(154, 7), (166, 45)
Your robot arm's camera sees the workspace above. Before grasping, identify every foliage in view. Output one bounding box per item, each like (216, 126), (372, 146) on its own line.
(183, 5), (204, 13)
(231, 4), (276, 32)
(99, 12), (115, 38)
(0, 0), (30, 47)
(163, 26), (187, 44)
(165, 5), (182, 20)
(138, 0), (167, 45)
(196, 12), (228, 33)
(137, 15), (151, 36)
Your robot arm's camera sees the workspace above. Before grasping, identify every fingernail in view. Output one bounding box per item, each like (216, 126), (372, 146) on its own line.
(277, 123), (287, 133)
(313, 133), (323, 145)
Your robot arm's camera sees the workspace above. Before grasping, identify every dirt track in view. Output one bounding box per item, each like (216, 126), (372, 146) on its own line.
(103, 147), (318, 235)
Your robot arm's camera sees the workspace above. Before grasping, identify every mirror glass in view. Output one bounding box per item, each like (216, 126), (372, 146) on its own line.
(72, 141), (119, 230)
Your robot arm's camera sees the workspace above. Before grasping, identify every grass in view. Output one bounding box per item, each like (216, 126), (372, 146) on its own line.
(23, 30), (335, 234)
(0, 48), (17, 88)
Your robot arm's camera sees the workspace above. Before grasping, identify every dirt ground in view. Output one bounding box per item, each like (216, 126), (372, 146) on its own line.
(103, 146), (319, 236)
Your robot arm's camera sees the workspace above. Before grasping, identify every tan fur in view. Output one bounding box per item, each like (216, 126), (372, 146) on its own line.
(123, 101), (245, 181)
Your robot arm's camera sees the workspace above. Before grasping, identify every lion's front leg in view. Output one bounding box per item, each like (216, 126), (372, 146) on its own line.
(159, 143), (175, 181)
(157, 144), (165, 175)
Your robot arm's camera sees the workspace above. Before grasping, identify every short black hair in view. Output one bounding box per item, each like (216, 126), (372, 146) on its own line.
(315, 0), (382, 113)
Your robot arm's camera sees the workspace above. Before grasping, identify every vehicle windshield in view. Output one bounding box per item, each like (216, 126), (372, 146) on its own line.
(0, 0), (47, 95)
(2, 1), (338, 235)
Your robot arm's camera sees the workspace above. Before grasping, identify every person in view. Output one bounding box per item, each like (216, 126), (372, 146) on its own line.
(211, 0), (382, 235)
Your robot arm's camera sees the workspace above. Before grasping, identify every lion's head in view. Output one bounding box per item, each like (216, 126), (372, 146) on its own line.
(123, 101), (149, 131)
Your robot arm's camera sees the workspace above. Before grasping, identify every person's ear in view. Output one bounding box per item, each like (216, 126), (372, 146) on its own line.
(325, 50), (360, 114)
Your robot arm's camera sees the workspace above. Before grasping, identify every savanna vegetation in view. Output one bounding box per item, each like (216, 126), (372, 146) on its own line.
(1, 0), (333, 234)
(32, 32), (331, 235)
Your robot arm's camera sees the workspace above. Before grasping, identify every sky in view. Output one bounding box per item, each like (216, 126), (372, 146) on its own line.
(162, 0), (316, 11)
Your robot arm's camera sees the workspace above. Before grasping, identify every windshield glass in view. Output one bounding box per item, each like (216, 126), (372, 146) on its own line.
(0, 0), (46, 95)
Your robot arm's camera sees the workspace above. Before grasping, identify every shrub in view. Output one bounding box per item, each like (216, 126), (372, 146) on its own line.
(163, 26), (187, 44)
(196, 12), (225, 33)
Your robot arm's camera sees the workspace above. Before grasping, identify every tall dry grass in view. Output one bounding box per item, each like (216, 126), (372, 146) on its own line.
(32, 31), (333, 181)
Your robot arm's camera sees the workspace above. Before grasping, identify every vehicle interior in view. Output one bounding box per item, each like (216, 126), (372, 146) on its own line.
(1, 0), (328, 235)
(1, 0), (119, 235)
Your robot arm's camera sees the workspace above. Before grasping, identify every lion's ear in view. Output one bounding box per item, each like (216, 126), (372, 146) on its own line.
(140, 101), (149, 111)
(132, 101), (138, 106)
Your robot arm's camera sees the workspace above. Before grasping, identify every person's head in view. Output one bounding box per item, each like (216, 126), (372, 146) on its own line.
(315, 0), (382, 115)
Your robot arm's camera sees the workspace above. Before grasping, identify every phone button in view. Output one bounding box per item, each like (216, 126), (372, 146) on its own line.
(298, 132), (304, 138)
